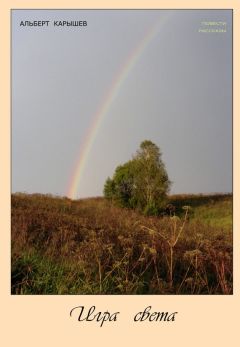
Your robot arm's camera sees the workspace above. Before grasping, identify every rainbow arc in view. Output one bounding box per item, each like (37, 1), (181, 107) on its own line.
(67, 13), (172, 199)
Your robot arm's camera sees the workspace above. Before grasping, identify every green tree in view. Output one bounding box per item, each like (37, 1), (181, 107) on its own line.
(103, 177), (115, 201)
(103, 140), (171, 214)
(110, 162), (136, 207)
(133, 140), (170, 214)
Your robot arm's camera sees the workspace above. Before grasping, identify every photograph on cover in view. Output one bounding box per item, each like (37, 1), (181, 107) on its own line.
(11, 9), (232, 295)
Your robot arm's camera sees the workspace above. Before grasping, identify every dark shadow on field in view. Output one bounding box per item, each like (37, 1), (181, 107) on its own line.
(168, 193), (232, 214)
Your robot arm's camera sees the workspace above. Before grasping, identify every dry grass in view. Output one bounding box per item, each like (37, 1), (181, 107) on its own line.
(11, 193), (232, 294)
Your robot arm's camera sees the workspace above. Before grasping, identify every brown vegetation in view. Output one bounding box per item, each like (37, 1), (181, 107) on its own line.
(11, 193), (232, 294)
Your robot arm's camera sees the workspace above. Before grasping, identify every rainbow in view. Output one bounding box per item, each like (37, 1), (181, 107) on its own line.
(67, 12), (172, 199)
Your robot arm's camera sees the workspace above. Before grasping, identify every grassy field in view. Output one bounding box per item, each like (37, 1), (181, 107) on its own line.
(11, 193), (233, 295)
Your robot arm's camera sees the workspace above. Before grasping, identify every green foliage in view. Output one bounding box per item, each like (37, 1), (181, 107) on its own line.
(104, 140), (171, 214)
(143, 202), (159, 216)
(11, 251), (92, 294)
(103, 177), (115, 200)
(112, 162), (136, 207)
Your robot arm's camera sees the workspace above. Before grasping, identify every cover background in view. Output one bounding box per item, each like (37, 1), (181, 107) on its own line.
(0, 1), (239, 346)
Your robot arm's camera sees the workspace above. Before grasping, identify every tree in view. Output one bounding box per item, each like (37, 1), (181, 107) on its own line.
(133, 140), (170, 214)
(103, 177), (115, 201)
(103, 140), (171, 215)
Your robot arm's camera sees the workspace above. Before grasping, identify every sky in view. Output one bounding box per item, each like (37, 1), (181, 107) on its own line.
(12, 9), (232, 199)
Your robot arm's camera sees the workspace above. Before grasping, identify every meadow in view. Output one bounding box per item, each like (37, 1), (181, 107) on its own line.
(11, 193), (233, 294)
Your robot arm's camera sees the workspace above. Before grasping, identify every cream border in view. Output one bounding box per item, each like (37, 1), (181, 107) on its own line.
(1, 1), (239, 346)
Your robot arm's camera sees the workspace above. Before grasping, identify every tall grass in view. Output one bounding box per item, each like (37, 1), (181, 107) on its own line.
(11, 193), (232, 294)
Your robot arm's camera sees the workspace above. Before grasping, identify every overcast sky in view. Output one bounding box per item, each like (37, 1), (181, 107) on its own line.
(12, 9), (232, 198)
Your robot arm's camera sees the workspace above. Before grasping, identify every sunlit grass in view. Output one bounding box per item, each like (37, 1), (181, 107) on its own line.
(193, 199), (232, 229)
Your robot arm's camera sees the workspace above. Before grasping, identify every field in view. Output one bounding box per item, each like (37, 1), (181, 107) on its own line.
(11, 193), (233, 295)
